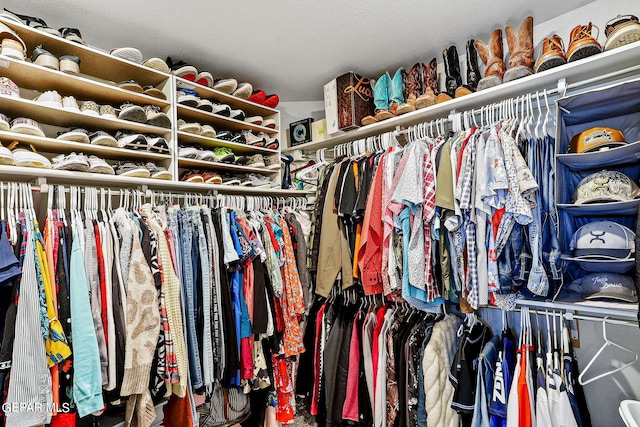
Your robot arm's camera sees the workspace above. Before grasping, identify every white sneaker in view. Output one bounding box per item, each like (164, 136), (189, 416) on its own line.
(12, 144), (51, 168)
(247, 173), (272, 188)
(88, 155), (114, 174)
(262, 118), (277, 129)
(35, 90), (63, 108)
(52, 152), (89, 172)
(62, 96), (80, 111)
(0, 112), (9, 131)
(179, 145), (199, 158)
(57, 128), (90, 144)
(10, 117), (45, 137)
(245, 115), (263, 126)
(0, 142), (15, 165)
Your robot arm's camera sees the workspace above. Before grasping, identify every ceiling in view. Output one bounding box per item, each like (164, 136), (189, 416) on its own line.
(2, 0), (596, 102)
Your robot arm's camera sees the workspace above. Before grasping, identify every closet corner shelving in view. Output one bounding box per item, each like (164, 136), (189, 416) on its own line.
(0, 15), (304, 197)
(284, 40), (640, 153)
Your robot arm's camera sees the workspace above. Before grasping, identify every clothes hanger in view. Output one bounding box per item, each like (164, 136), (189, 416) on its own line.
(543, 89), (555, 137)
(578, 316), (638, 386)
(534, 91), (544, 140)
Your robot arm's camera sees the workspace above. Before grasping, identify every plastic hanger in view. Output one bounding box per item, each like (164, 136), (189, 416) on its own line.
(578, 316), (638, 385)
(543, 89), (555, 137)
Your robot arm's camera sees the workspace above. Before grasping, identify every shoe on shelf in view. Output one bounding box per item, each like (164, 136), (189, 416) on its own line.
(245, 115), (263, 126)
(147, 136), (170, 154)
(110, 47), (143, 64)
(213, 78), (238, 94)
(143, 85), (166, 100)
(503, 16), (534, 82)
(177, 119), (202, 134)
(243, 131), (266, 147)
(80, 100), (100, 116)
(211, 103), (231, 117)
(604, 14), (640, 51)
(196, 71), (214, 87)
(114, 161), (150, 178)
(89, 130), (117, 147)
(145, 162), (172, 180)
(57, 127), (90, 143)
(0, 77), (20, 98)
(200, 124), (217, 137)
(0, 112), (9, 131)
(247, 173), (272, 188)
(202, 171), (222, 184)
(229, 109), (245, 121)
(567, 22), (602, 62)
(117, 80), (143, 93)
(99, 104), (117, 119)
(88, 155), (114, 175)
(118, 103), (147, 123)
(142, 57), (170, 73)
(232, 82), (253, 99)
(248, 90), (266, 104)
(475, 29), (506, 90)
(215, 130), (233, 141)
(35, 90), (63, 108)
(179, 144), (199, 159)
(10, 117), (45, 137)
(115, 130), (148, 150)
(0, 141), (15, 165)
(263, 94), (279, 109)
(246, 154), (265, 168)
(177, 88), (200, 107)
(262, 118), (277, 129)
(11, 142), (51, 168)
(196, 149), (216, 162)
(59, 55), (80, 75)
(166, 57), (197, 81)
(58, 27), (86, 45)
(62, 96), (80, 111)
(52, 152), (89, 172)
(231, 131), (247, 145)
(221, 174), (241, 186)
(144, 105), (171, 128)
(196, 98), (214, 112)
(4, 9), (60, 36)
(180, 169), (204, 183)
(0, 37), (25, 61)
(213, 147), (235, 163)
(264, 155), (281, 170)
(535, 35), (567, 73)
(31, 45), (59, 70)
(265, 138), (279, 150)
(234, 154), (247, 165)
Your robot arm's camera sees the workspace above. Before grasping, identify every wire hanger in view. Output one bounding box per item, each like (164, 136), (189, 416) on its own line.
(578, 316), (638, 385)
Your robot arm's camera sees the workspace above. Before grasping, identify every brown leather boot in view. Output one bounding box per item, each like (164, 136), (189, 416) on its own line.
(475, 29), (506, 90)
(397, 64), (422, 115)
(416, 58), (438, 109)
(566, 22), (602, 62)
(535, 35), (566, 73)
(504, 16), (534, 82)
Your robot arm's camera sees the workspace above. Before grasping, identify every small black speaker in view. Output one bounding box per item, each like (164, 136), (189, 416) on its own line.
(289, 118), (314, 146)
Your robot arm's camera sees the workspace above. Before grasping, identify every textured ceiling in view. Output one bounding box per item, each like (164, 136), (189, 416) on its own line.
(1, 0), (597, 102)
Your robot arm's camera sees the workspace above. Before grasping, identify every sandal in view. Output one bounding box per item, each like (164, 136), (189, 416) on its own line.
(58, 27), (86, 45)
(4, 9), (61, 37)
(9, 141), (51, 168)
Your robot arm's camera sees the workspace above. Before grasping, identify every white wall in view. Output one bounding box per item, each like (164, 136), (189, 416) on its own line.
(278, 100), (325, 148)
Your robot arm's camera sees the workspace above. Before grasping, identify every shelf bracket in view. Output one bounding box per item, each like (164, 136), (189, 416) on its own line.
(557, 77), (567, 98)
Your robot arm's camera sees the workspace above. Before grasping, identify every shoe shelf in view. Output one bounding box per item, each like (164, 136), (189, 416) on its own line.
(0, 130), (171, 162)
(0, 17), (169, 88)
(175, 77), (278, 119)
(176, 104), (278, 135)
(177, 157), (279, 175)
(177, 131), (279, 155)
(283, 40), (640, 153)
(0, 54), (169, 109)
(0, 93), (170, 136)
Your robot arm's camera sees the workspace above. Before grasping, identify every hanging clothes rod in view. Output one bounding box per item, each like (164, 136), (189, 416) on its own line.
(480, 304), (638, 326)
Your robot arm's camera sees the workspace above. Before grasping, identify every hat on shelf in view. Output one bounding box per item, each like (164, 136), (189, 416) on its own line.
(565, 220), (636, 273)
(569, 126), (626, 154)
(572, 170), (640, 205)
(578, 272), (638, 302)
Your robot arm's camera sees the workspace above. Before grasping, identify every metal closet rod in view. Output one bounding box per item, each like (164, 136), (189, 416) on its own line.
(480, 305), (637, 327)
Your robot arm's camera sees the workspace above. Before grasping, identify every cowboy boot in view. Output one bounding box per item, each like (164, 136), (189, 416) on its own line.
(466, 39), (481, 90)
(475, 29), (506, 90)
(504, 16), (534, 82)
(361, 72), (390, 125)
(376, 68), (404, 121)
(416, 58), (438, 109)
(397, 64), (423, 115)
(436, 47), (460, 103)
(535, 34), (567, 73)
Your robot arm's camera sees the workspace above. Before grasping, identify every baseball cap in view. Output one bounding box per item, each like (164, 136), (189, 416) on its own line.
(572, 170), (640, 205)
(565, 220), (636, 273)
(569, 127), (626, 153)
(580, 272), (638, 302)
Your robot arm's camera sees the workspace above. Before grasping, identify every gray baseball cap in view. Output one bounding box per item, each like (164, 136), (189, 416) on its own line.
(580, 272), (638, 302)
